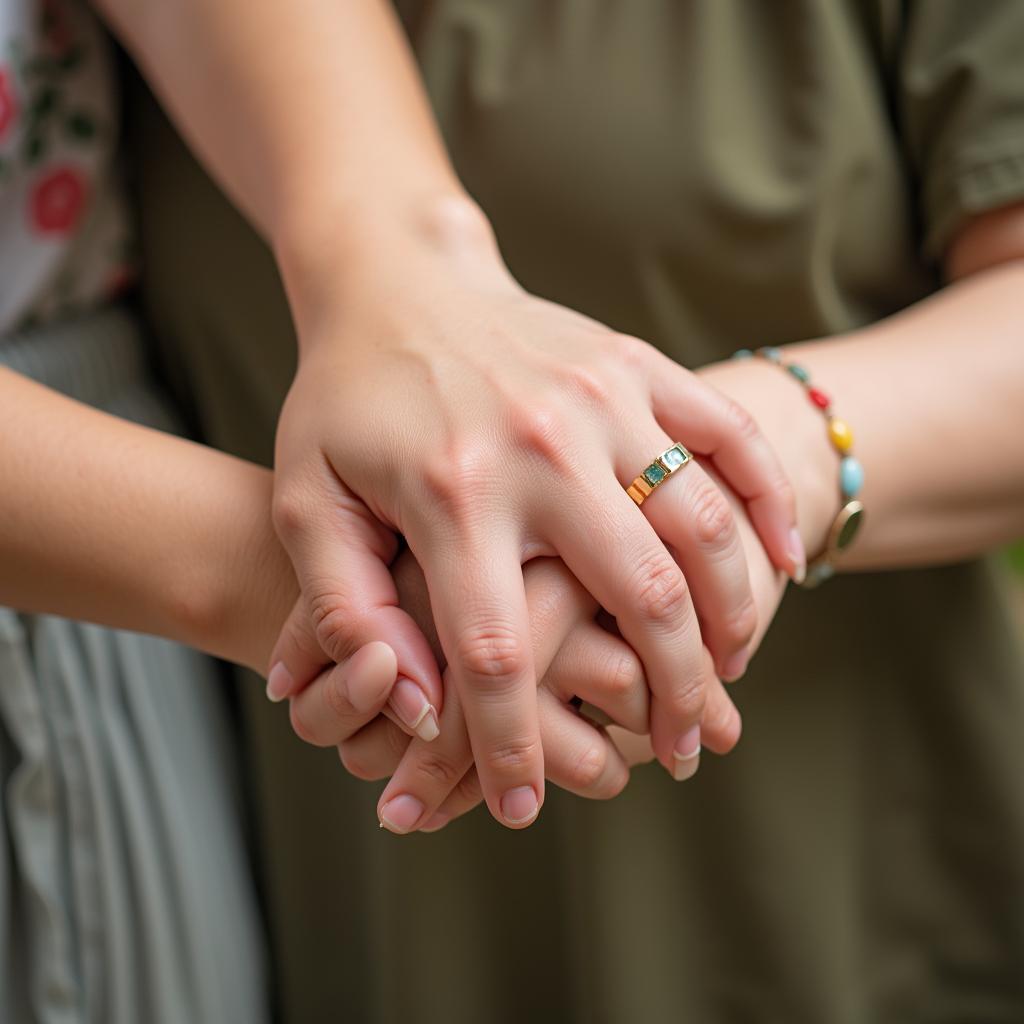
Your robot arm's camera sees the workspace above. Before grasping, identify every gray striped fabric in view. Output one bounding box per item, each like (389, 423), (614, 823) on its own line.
(0, 308), (268, 1024)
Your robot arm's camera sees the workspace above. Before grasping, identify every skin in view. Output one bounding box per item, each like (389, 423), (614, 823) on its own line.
(1, 207), (1022, 834)
(97, 0), (803, 829)
(5, 2), (1020, 835)
(0, 367), (729, 813)
(288, 205), (1024, 832)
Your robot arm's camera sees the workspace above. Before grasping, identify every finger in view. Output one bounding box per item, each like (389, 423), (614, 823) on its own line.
(411, 676), (643, 835)
(419, 768), (486, 834)
(537, 689), (630, 799)
(547, 481), (709, 780)
(287, 641), (398, 748)
(336, 715), (409, 781)
(603, 680), (742, 765)
(412, 534), (544, 829)
(701, 675), (743, 755)
(543, 620), (649, 734)
(265, 598), (330, 701)
(660, 646), (741, 780)
(376, 555), (593, 834)
(272, 470), (443, 741)
(376, 678), (476, 834)
(421, 692), (636, 831)
(644, 349), (804, 582)
(607, 726), (656, 768)
(617, 432), (757, 681)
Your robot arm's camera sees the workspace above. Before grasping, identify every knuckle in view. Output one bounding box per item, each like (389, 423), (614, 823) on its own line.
(724, 595), (758, 648)
(691, 485), (735, 550)
(271, 485), (311, 539)
(560, 365), (613, 408)
(607, 332), (649, 371)
(568, 743), (607, 791)
(322, 671), (355, 720)
(288, 701), (321, 747)
(669, 672), (707, 723)
(454, 772), (483, 806)
(420, 446), (492, 517)
(310, 600), (358, 663)
(724, 398), (761, 443)
(511, 402), (573, 466)
(605, 649), (644, 701)
(456, 627), (528, 686)
(412, 749), (465, 789)
(481, 736), (541, 777)
(629, 553), (690, 625)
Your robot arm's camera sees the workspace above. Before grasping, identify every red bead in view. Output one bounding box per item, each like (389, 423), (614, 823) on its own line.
(808, 387), (830, 410)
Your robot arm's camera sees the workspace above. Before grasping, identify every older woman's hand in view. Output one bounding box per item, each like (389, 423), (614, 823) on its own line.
(274, 459), (787, 835)
(269, 203), (800, 828)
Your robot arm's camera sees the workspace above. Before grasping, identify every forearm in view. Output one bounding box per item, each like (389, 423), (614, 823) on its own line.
(0, 368), (296, 670)
(704, 259), (1024, 570)
(93, 0), (490, 325)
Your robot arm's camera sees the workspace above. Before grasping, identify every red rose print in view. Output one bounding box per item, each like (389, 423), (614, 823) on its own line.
(31, 166), (88, 234)
(0, 67), (16, 142)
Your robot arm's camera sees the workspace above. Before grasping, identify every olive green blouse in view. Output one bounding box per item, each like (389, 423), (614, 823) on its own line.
(132, 3), (1024, 1021)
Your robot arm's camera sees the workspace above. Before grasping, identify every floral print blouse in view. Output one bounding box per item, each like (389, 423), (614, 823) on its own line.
(0, 0), (132, 335)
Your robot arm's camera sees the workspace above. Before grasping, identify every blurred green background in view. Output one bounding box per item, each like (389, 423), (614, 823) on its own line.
(1008, 541), (1024, 576)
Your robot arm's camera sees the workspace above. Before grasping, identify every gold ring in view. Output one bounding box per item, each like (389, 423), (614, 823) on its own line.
(626, 443), (693, 506)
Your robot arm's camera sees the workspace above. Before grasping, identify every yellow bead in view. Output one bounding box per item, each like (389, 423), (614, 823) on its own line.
(828, 417), (854, 452)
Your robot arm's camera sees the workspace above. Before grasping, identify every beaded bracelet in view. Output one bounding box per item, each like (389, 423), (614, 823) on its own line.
(732, 346), (864, 587)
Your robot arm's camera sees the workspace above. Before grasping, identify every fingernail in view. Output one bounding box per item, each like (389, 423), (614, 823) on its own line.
(788, 527), (807, 584)
(389, 677), (440, 742)
(722, 649), (749, 683)
(265, 662), (294, 703)
(379, 794), (425, 834)
(420, 812), (450, 833)
(672, 725), (701, 782)
(500, 786), (539, 826)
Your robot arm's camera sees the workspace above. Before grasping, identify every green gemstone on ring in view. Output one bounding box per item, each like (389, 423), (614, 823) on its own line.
(643, 463), (667, 486)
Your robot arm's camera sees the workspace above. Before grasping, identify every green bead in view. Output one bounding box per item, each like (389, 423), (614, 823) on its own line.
(732, 348), (754, 359)
(787, 363), (810, 383)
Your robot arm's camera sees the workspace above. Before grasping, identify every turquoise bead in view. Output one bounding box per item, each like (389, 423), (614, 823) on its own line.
(759, 346), (783, 363)
(732, 348), (754, 359)
(787, 363), (810, 383)
(840, 456), (864, 497)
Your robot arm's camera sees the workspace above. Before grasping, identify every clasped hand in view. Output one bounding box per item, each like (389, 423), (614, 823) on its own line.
(265, 217), (799, 832)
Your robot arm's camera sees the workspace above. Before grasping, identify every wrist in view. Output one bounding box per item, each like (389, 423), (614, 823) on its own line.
(274, 191), (510, 342)
(699, 357), (838, 559)
(163, 458), (298, 673)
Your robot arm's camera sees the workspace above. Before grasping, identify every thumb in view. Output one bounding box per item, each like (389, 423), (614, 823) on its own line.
(271, 476), (444, 742)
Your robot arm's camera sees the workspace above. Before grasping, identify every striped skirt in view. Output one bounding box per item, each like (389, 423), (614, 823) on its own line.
(0, 307), (268, 1024)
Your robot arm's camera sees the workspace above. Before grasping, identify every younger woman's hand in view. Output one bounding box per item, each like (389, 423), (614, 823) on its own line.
(279, 550), (743, 834)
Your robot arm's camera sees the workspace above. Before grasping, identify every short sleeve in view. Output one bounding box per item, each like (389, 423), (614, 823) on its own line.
(899, 1), (1024, 261)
